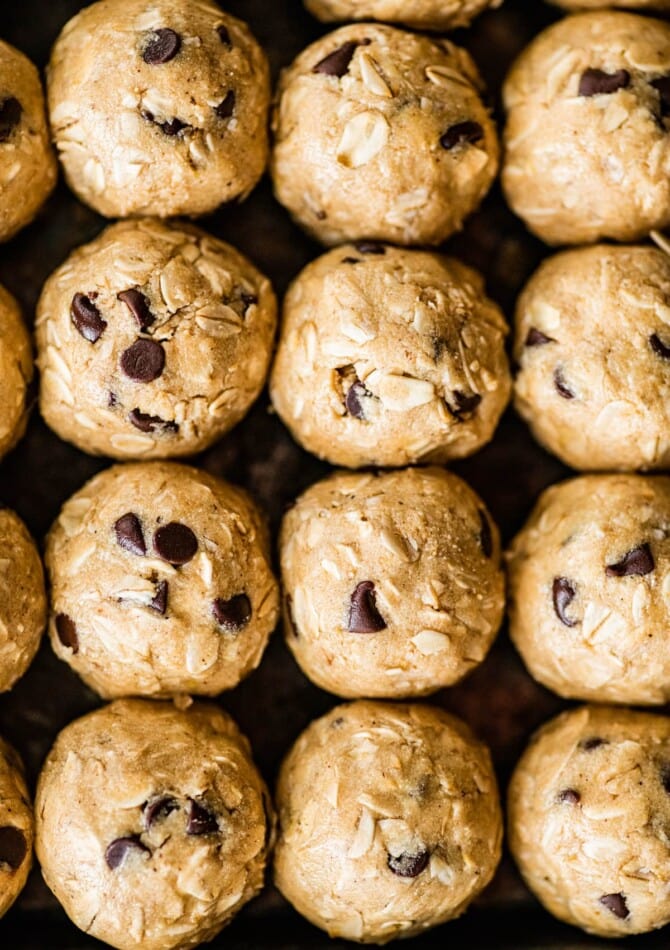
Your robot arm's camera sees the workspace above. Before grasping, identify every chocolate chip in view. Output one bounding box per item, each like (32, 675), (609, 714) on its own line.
(55, 614), (78, 653)
(313, 40), (366, 77)
(660, 763), (670, 793)
(213, 594), (251, 631)
(650, 333), (670, 359)
(554, 368), (574, 399)
(0, 827), (26, 870)
(158, 117), (187, 136)
(240, 291), (257, 314)
(117, 289), (154, 331)
(449, 390), (482, 417)
(105, 835), (149, 869)
(525, 327), (555, 347)
(186, 799), (218, 835)
(215, 91), (235, 119)
(579, 68), (630, 97)
(558, 788), (580, 805)
(599, 893), (629, 920)
(128, 409), (178, 433)
(440, 121), (483, 150)
(143, 796), (178, 829)
(479, 510), (493, 558)
(353, 241), (385, 255)
(0, 97), (22, 143)
(149, 580), (168, 615)
(348, 581), (387, 633)
(143, 28), (181, 65)
(71, 293), (107, 343)
(552, 577), (577, 627)
(108, 392), (118, 408)
(580, 737), (607, 751)
(651, 76), (670, 117)
(217, 24), (231, 45)
(387, 850), (429, 878)
(120, 339), (165, 382)
(342, 257), (360, 265)
(114, 513), (146, 556)
(345, 379), (370, 419)
(606, 543), (654, 577)
(153, 523), (198, 565)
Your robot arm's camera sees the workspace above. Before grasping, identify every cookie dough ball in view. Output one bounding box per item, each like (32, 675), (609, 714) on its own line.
(502, 12), (670, 245)
(0, 285), (32, 462)
(0, 737), (33, 920)
(270, 245), (511, 468)
(281, 468), (504, 698)
(48, 0), (270, 218)
(274, 701), (502, 943)
(304, 0), (502, 31)
(36, 698), (272, 950)
(509, 705), (670, 937)
(272, 25), (498, 246)
(45, 462), (279, 699)
(36, 220), (276, 460)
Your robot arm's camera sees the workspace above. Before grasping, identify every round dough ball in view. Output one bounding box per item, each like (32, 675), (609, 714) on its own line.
(0, 508), (46, 693)
(47, 0), (270, 218)
(274, 701), (502, 943)
(0, 736), (33, 920)
(509, 705), (670, 937)
(36, 698), (272, 950)
(45, 462), (279, 699)
(502, 12), (670, 245)
(280, 467), (504, 698)
(270, 244), (511, 468)
(271, 25), (498, 246)
(304, 0), (502, 31)
(36, 219), (276, 459)
(0, 284), (32, 462)
(514, 244), (670, 471)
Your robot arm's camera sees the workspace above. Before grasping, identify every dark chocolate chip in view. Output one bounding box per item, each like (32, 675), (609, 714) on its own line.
(120, 339), (165, 382)
(479, 510), (493, 558)
(108, 392), (118, 408)
(55, 614), (78, 653)
(0, 827), (27, 870)
(553, 368), (574, 399)
(353, 241), (385, 255)
(387, 850), (429, 878)
(117, 289), (154, 331)
(158, 117), (187, 136)
(186, 799), (218, 835)
(345, 379), (370, 419)
(440, 121), (483, 150)
(149, 580), (168, 615)
(143, 796), (178, 829)
(217, 24), (231, 46)
(143, 28), (181, 65)
(215, 90), (235, 119)
(552, 577), (577, 628)
(0, 97), (22, 143)
(525, 327), (555, 347)
(128, 409), (178, 433)
(558, 788), (580, 805)
(341, 256), (360, 265)
(105, 835), (149, 869)
(599, 893), (629, 920)
(153, 523), (198, 565)
(71, 293), (107, 343)
(313, 40), (365, 77)
(606, 543), (654, 577)
(660, 763), (670, 793)
(114, 513), (146, 556)
(348, 581), (387, 633)
(579, 68), (630, 97)
(213, 594), (251, 631)
(650, 333), (670, 359)
(450, 390), (482, 417)
(652, 76), (670, 118)
(240, 291), (257, 314)
(580, 737), (607, 751)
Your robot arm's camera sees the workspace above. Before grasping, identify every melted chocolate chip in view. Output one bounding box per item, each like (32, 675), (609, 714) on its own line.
(313, 40), (365, 77)
(552, 577), (577, 628)
(580, 737), (607, 751)
(143, 796), (178, 829)
(71, 293), (107, 343)
(558, 788), (580, 805)
(120, 339), (165, 382)
(105, 835), (149, 869)
(215, 91), (235, 119)
(128, 409), (178, 433)
(579, 68), (630, 97)
(217, 24), (231, 45)
(479, 510), (493, 558)
(348, 581), (387, 633)
(55, 614), (78, 653)
(606, 543), (654, 577)
(652, 76), (670, 118)
(143, 28), (181, 65)
(554, 368), (574, 399)
(213, 594), (251, 631)
(117, 289), (154, 331)
(650, 333), (670, 359)
(525, 327), (555, 347)
(450, 391), (482, 418)
(0, 97), (22, 143)
(440, 121), (483, 150)
(114, 513), (146, 556)
(153, 523), (198, 565)
(345, 379), (370, 419)
(186, 799), (218, 835)
(0, 827), (26, 870)
(149, 580), (168, 615)
(387, 850), (429, 878)
(353, 241), (385, 255)
(599, 893), (629, 920)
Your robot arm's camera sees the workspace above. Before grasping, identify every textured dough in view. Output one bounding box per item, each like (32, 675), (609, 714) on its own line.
(304, 0), (502, 30)
(513, 244), (670, 471)
(45, 462), (279, 699)
(502, 12), (670, 245)
(280, 468), (504, 698)
(0, 736), (33, 920)
(0, 284), (32, 462)
(36, 219), (276, 459)
(509, 705), (670, 937)
(270, 244), (510, 468)
(271, 24), (498, 246)
(274, 701), (502, 944)
(47, 0), (270, 218)
(0, 508), (46, 693)
(36, 698), (272, 950)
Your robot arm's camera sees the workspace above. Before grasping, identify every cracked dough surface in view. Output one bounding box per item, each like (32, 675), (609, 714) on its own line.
(513, 244), (670, 471)
(274, 701), (502, 944)
(280, 468), (504, 698)
(0, 736), (33, 920)
(36, 219), (276, 460)
(303, 0), (502, 31)
(502, 12), (670, 245)
(45, 462), (279, 699)
(47, 0), (270, 218)
(271, 24), (498, 246)
(509, 705), (670, 938)
(0, 284), (33, 462)
(270, 244), (510, 468)
(35, 698), (272, 950)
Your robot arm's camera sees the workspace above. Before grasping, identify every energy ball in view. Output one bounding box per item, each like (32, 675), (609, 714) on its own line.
(271, 24), (498, 246)
(502, 12), (670, 245)
(303, 0), (503, 31)
(509, 705), (670, 938)
(36, 219), (276, 460)
(280, 467), (504, 698)
(0, 737), (33, 920)
(0, 284), (32, 462)
(513, 244), (670, 471)
(45, 462), (279, 699)
(36, 699), (272, 950)
(274, 701), (502, 943)
(47, 0), (270, 218)
(270, 244), (511, 468)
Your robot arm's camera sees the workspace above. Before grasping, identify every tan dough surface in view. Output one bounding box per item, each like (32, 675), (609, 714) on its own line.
(502, 12), (670, 245)
(552, 0), (670, 8)
(513, 244), (670, 471)
(304, 0), (502, 30)
(35, 699), (272, 950)
(45, 462), (279, 699)
(36, 219), (276, 460)
(47, 0), (270, 218)
(280, 468), (504, 699)
(270, 244), (510, 468)
(509, 705), (670, 937)
(0, 736), (33, 920)
(271, 24), (498, 246)
(0, 284), (33, 462)
(274, 701), (502, 944)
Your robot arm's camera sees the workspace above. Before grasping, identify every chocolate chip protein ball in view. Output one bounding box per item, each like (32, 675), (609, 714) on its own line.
(271, 25), (498, 246)
(47, 0), (270, 218)
(45, 462), (279, 699)
(514, 244), (670, 471)
(509, 705), (670, 938)
(0, 284), (33, 462)
(304, 0), (502, 31)
(270, 244), (511, 468)
(502, 12), (670, 245)
(0, 736), (33, 920)
(280, 468), (504, 699)
(36, 219), (276, 459)
(36, 698), (272, 950)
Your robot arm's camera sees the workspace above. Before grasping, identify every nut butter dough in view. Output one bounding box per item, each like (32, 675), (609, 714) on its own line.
(274, 701), (502, 943)
(272, 24), (498, 246)
(502, 12), (670, 245)
(36, 219), (276, 459)
(45, 462), (279, 699)
(270, 244), (511, 468)
(0, 736), (33, 920)
(47, 0), (270, 218)
(304, 0), (502, 31)
(280, 468), (504, 698)
(36, 698), (272, 950)
(0, 284), (33, 462)
(509, 705), (670, 938)
(513, 244), (670, 471)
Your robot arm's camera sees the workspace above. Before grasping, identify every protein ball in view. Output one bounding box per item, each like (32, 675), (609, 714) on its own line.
(0, 284), (33, 462)
(0, 736), (33, 920)
(303, 0), (502, 31)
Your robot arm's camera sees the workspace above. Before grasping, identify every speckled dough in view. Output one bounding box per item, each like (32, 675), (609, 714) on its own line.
(36, 699), (272, 950)
(280, 468), (504, 699)
(272, 24), (498, 246)
(304, 0), (503, 31)
(45, 462), (279, 699)
(502, 12), (670, 245)
(0, 736), (33, 920)
(47, 0), (270, 218)
(270, 244), (510, 468)
(0, 285), (32, 462)
(509, 705), (670, 937)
